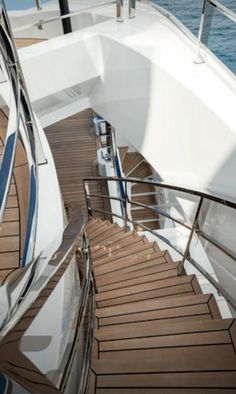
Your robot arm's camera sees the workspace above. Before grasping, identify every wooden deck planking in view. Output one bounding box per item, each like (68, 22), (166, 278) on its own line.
(0, 111), (20, 278)
(15, 38), (46, 49)
(45, 109), (105, 215)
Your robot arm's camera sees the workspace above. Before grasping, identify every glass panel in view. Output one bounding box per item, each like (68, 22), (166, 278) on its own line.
(152, 0), (204, 36)
(206, 4), (236, 73)
(200, 238), (236, 317)
(153, 187), (200, 228)
(153, 0), (236, 73)
(20, 257), (82, 388)
(199, 200), (236, 258)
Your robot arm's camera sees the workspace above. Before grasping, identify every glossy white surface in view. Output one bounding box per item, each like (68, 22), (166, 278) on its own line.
(19, 1), (236, 202)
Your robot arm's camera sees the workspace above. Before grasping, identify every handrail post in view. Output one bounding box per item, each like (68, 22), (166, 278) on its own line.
(124, 180), (128, 230)
(84, 181), (92, 219)
(129, 0), (136, 18)
(178, 197), (204, 274)
(35, 0), (42, 11)
(195, 0), (214, 63)
(116, 0), (124, 22)
(58, 0), (72, 34)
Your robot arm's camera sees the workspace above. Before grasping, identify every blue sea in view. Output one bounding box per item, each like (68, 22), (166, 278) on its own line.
(4, 0), (236, 73)
(153, 0), (236, 74)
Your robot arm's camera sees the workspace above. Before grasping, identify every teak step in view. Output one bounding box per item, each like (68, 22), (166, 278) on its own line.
(93, 242), (160, 273)
(89, 226), (124, 246)
(95, 317), (233, 343)
(96, 294), (221, 327)
(93, 364), (236, 392)
(95, 274), (201, 308)
(94, 251), (171, 278)
(90, 227), (127, 251)
(92, 235), (148, 262)
(87, 221), (116, 239)
(122, 152), (144, 175)
(86, 218), (102, 231)
(96, 319), (236, 357)
(118, 146), (129, 164)
(94, 251), (172, 281)
(129, 161), (152, 178)
(91, 229), (133, 252)
(96, 262), (180, 292)
(87, 218), (235, 392)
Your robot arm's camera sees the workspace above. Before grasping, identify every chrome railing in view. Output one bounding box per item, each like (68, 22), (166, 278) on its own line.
(147, 0), (236, 70)
(83, 176), (236, 312)
(35, 0), (42, 11)
(12, 0), (136, 34)
(195, 0), (236, 63)
(0, 1), (46, 267)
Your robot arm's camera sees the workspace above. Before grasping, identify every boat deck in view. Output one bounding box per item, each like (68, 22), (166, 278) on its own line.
(45, 109), (107, 216)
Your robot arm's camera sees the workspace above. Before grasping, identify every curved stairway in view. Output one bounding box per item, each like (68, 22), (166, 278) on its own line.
(86, 218), (236, 393)
(118, 147), (159, 231)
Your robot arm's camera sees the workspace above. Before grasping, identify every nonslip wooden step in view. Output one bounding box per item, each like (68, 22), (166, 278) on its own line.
(95, 274), (201, 308)
(128, 161), (152, 178)
(118, 146), (129, 164)
(96, 294), (221, 327)
(89, 226), (124, 246)
(96, 319), (235, 357)
(94, 387), (236, 394)
(94, 250), (172, 278)
(87, 218), (235, 393)
(95, 317), (233, 343)
(94, 371), (236, 393)
(93, 242), (160, 273)
(87, 221), (116, 239)
(85, 218), (103, 231)
(94, 250), (172, 280)
(91, 229), (134, 253)
(122, 152), (144, 175)
(96, 262), (180, 292)
(92, 235), (148, 262)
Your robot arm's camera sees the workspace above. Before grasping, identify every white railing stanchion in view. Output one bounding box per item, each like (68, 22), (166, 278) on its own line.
(116, 0), (124, 22)
(35, 0), (42, 11)
(129, 0), (136, 19)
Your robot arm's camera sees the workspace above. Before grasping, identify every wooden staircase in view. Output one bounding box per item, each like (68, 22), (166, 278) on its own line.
(86, 218), (236, 393)
(118, 147), (159, 231)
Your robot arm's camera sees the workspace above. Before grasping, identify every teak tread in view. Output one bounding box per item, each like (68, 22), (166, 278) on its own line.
(86, 218), (235, 392)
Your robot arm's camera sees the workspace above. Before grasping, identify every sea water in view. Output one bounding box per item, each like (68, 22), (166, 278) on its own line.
(153, 0), (236, 74)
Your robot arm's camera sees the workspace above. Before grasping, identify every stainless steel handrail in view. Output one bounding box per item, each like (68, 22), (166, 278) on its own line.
(60, 232), (95, 393)
(12, 0), (137, 33)
(12, 1), (118, 33)
(195, 0), (236, 63)
(208, 0), (236, 24)
(83, 176), (236, 311)
(143, 0), (236, 70)
(84, 176), (236, 208)
(35, 0), (42, 11)
(0, 2), (47, 267)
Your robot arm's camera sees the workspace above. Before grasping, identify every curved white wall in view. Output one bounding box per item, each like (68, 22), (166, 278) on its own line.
(90, 35), (236, 202)
(20, 3), (236, 201)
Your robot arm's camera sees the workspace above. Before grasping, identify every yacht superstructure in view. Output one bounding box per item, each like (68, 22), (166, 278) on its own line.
(0, 0), (236, 392)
